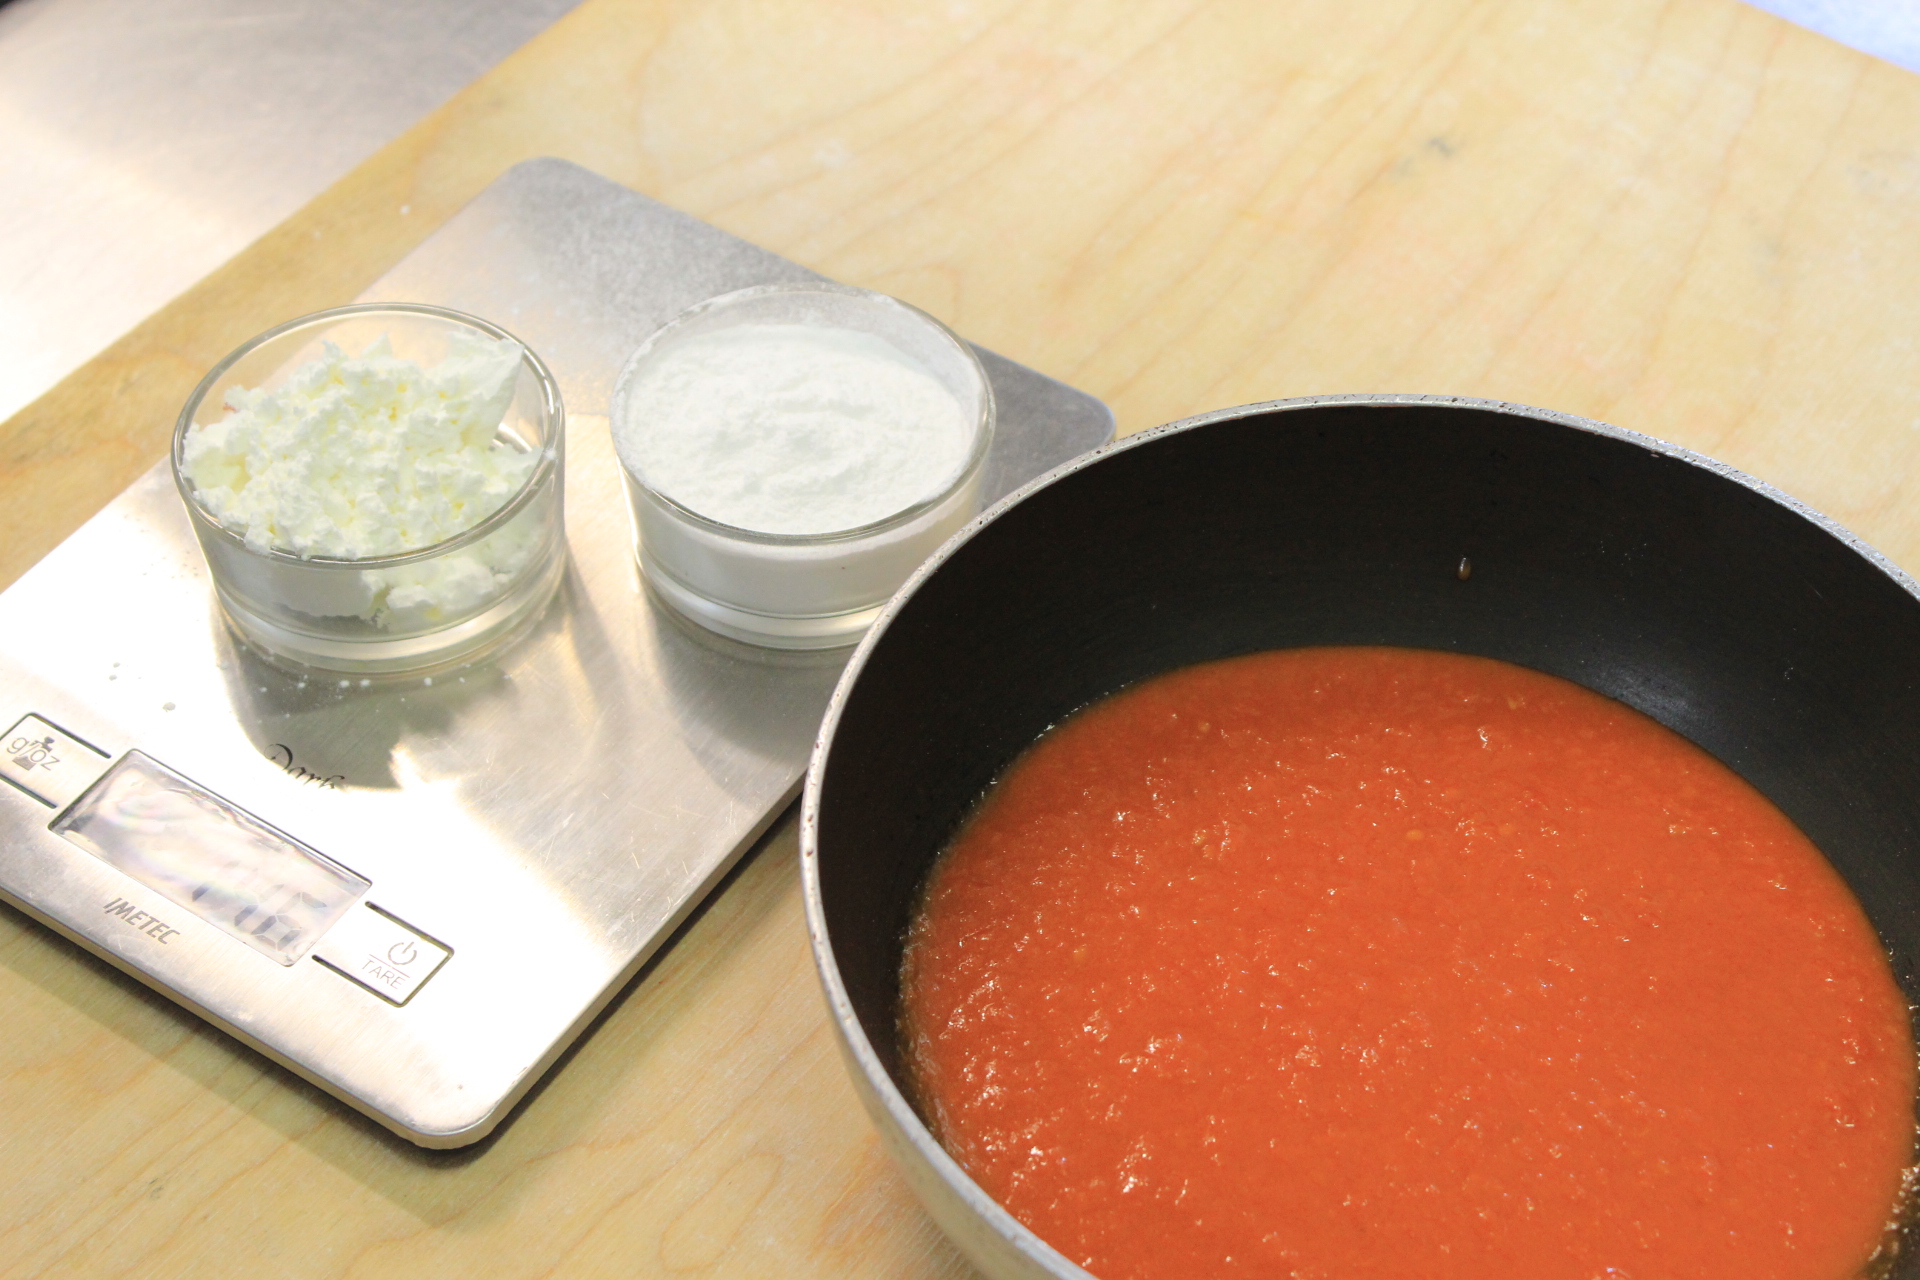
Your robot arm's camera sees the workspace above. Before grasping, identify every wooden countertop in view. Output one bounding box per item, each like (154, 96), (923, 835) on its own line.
(5, 0), (1919, 1275)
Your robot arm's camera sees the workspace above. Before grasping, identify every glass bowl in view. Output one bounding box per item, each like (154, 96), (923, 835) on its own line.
(611, 283), (995, 650)
(171, 303), (566, 673)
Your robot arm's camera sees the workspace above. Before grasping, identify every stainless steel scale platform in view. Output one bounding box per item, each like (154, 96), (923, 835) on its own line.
(0, 159), (1113, 1147)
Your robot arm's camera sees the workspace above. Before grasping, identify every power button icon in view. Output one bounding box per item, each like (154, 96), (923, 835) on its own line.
(313, 905), (451, 1007)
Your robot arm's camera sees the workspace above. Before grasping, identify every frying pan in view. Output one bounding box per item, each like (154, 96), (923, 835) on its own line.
(801, 394), (1920, 1280)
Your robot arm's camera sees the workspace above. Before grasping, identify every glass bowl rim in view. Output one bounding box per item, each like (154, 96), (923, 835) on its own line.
(611, 281), (996, 547)
(170, 302), (565, 570)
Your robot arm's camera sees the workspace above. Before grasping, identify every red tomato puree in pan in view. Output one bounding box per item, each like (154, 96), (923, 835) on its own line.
(900, 647), (1916, 1280)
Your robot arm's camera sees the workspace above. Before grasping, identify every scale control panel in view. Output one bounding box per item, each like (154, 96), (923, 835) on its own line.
(312, 903), (451, 1005)
(3, 712), (451, 1007)
(4, 714), (110, 809)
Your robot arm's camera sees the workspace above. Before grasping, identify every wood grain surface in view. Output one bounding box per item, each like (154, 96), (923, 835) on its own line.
(3, 0), (1919, 1275)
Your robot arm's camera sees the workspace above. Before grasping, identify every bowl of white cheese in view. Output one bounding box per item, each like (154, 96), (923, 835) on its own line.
(172, 303), (566, 673)
(611, 283), (994, 650)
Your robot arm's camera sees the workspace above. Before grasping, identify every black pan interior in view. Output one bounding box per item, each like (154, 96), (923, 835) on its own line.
(814, 400), (1920, 1259)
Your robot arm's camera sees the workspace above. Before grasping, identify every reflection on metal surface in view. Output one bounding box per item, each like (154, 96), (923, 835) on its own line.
(1743, 0), (1920, 74)
(0, 160), (1114, 1145)
(0, 0), (582, 423)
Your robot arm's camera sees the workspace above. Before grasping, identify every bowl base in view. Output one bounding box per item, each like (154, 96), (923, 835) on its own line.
(215, 551), (567, 675)
(639, 552), (876, 651)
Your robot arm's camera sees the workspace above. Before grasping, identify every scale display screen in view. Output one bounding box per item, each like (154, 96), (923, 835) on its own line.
(54, 752), (369, 965)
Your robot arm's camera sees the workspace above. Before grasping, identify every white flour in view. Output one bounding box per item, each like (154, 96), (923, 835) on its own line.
(613, 323), (972, 535)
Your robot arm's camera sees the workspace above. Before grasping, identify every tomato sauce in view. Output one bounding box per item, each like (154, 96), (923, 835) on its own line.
(900, 647), (1915, 1280)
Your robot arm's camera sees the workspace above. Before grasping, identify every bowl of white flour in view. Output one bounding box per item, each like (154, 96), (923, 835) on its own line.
(172, 303), (566, 673)
(612, 283), (994, 650)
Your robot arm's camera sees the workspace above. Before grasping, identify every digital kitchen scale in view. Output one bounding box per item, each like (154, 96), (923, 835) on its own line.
(0, 159), (1113, 1147)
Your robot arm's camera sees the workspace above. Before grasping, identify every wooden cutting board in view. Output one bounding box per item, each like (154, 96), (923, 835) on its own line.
(3, 0), (1918, 1275)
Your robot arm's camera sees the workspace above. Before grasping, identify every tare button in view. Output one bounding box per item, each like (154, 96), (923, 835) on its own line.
(312, 904), (450, 1006)
(2, 714), (110, 810)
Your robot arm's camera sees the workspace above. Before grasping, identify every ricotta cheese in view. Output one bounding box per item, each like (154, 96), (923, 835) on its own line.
(182, 331), (542, 626)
